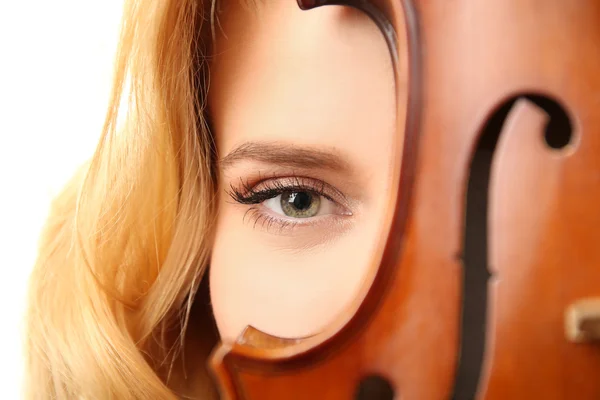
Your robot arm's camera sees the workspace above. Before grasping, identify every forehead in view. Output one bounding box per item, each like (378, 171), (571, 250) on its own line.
(208, 0), (395, 156)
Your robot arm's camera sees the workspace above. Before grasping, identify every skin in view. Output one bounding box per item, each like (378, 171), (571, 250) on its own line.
(208, 0), (399, 342)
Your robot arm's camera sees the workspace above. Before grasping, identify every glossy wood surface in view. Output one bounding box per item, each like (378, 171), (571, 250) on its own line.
(209, 1), (600, 398)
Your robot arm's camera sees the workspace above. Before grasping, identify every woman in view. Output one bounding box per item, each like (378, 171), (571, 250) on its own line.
(25, 0), (401, 398)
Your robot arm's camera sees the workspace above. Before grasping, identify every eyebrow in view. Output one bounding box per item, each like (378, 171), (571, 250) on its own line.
(219, 142), (352, 172)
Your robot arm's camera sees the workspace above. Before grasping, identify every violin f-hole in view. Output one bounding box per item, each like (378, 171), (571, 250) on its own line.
(452, 95), (572, 400)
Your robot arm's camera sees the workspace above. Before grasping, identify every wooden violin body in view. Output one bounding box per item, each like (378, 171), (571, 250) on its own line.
(209, 0), (600, 398)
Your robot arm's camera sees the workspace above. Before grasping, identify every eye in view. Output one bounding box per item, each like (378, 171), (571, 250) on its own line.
(227, 176), (353, 228)
(264, 190), (338, 219)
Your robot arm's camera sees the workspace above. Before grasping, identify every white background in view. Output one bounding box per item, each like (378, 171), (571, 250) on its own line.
(0, 1), (124, 397)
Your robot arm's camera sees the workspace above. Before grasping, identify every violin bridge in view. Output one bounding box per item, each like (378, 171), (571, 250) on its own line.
(565, 299), (600, 343)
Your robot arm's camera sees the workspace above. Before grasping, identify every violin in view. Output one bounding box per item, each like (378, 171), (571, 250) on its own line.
(209, 0), (600, 398)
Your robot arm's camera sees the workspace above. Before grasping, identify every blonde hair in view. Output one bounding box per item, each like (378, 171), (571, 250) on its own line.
(25, 0), (221, 398)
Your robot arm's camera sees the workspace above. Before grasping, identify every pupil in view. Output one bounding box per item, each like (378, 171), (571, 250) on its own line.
(290, 192), (312, 210)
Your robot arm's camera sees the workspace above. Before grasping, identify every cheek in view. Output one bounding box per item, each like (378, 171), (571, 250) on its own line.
(209, 208), (385, 341)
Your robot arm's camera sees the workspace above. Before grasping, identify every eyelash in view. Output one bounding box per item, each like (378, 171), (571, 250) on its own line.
(243, 209), (300, 232)
(227, 176), (344, 231)
(229, 176), (334, 205)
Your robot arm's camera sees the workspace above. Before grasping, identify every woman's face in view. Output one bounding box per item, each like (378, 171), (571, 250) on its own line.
(209, 0), (398, 341)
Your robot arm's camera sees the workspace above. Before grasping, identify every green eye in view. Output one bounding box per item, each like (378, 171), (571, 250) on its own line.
(280, 191), (321, 218)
